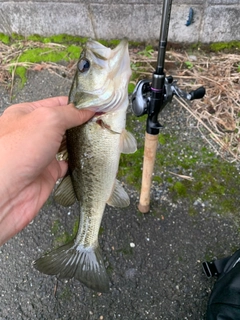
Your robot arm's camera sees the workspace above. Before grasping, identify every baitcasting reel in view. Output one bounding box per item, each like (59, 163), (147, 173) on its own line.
(132, 76), (205, 126)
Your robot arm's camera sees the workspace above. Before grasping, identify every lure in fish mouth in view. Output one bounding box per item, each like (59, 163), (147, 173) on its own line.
(33, 39), (137, 293)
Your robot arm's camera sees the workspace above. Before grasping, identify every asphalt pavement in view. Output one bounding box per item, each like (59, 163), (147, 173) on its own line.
(0, 69), (240, 320)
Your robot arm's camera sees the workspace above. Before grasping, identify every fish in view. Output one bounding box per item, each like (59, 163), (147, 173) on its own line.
(33, 39), (137, 293)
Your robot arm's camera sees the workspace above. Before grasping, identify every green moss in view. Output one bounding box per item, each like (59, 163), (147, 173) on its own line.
(53, 218), (79, 247)
(172, 181), (187, 197)
(119, 147), (143, 190)
(170, 160), (240, 216)
(26, 34), (43, 42)
(158, 133), (167, 145)
(118, 113), (146, 190)
(43, 34), (85, 44)
(128, 83), (135, 94)
(188, 207), (198, 217)
(0, 33), (10, 44)
(25, 34), (86, 44)
(19, 46), (77, 63)
(72, 219), (79, 236)
(190, 42), (201, 50)
(13, 45), (81, 87)
(99, 226), (105, 236)
(67, 45), (81, 59)
(15, 66), (27, 87)
(210, 41), (240, 52)
(11, 33), (25, 40)
(98, 39), (121, 47)
(59, 286), (72, 300)
(1, 33), (86, 44)
(51, 220), (61, 235)
(158, 134), (166, 145)
(129, 40), (142, 47)
(152, 175), (162, 184)
(130, 71), (139, 81)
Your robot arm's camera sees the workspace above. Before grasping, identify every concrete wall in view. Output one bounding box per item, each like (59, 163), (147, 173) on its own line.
(0, 0), (239, 43)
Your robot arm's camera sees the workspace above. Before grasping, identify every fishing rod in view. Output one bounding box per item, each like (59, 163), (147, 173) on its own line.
(132, 0), (205, 213)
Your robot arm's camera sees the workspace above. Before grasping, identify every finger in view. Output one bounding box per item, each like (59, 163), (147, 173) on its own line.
(4, 96), (69, 116)
(58, 104), (95, 130)
(57, 160), (68, 179)
(29, 96), (68, 109)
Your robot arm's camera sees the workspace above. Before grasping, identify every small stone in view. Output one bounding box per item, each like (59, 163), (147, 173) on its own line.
(189, 55), (197, 61)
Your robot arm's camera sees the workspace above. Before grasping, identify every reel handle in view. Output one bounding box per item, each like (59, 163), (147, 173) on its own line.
(188, 86), (206, 100)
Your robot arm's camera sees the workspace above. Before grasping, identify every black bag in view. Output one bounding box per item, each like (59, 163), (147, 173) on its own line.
(203, 249), (240, 320)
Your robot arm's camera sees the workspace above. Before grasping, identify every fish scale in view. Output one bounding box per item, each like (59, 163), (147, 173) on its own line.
(67, 121), (121, 247)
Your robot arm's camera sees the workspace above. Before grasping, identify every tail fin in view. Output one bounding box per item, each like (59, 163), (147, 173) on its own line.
(33, 241), (109, 293)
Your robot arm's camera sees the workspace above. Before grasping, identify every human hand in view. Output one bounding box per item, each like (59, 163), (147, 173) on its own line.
(0, 96), (94, 245)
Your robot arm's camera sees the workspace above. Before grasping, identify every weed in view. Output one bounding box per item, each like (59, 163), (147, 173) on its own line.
(184, 61), (193, 69)
(0, 33), (10, 44)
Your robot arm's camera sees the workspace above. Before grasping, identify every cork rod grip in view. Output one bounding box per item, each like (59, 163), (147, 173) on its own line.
(138, 132), (159, 213)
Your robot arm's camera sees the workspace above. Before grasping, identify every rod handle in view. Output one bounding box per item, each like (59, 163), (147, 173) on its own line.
(138, 132), (159, 213)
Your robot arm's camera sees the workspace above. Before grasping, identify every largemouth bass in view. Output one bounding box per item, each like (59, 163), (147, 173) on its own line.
(34, 40), (137, 292)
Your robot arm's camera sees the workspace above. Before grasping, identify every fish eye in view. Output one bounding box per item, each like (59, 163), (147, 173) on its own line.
(78, 58), (90, 73)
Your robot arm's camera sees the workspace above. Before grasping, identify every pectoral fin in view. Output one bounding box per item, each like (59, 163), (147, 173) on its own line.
(120, 129), (137, 154)
(54, 175), (76, 207)
(56, 135), (68, 161)
(107, 179), (130, 207)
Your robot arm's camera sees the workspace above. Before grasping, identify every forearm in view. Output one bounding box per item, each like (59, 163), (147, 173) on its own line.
(0, 129), (41, 245)
(0, 156), (41, 246)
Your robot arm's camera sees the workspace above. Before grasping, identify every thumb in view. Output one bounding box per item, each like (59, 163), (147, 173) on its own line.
(59, 104), (95, 130)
